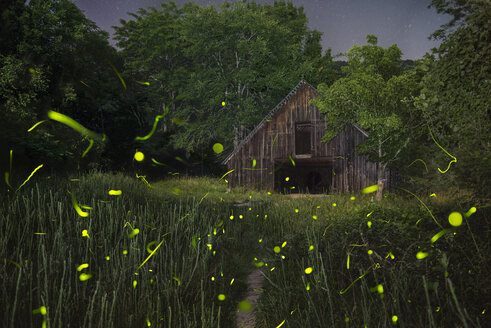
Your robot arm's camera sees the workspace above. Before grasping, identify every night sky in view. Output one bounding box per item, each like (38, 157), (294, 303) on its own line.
(72, 0), (450, 60)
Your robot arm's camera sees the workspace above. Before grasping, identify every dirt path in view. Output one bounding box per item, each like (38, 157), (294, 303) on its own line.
(235, 269), (265, 328)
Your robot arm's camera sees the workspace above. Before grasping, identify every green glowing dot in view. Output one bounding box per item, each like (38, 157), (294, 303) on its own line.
(239, 215), (243, 219)
(305, 267), (313, 274)
(123, 250), (128, 255)
(295, 209), (299, 213)
(254, 261), (264, 267)
(350, 196), (355, 200)
(392, 315), (398, 324)
(258, 238), (262, 243)
(221, 101), (226, 106)
(416, 251), (428, 259)
(306, 282), (310, 290)
(133, 280), (137, 288)
(274, 246), (281, 253)
(313, 215), (317, 220)
(448, 211), (463, 227)
(308, 245), (314, 251)
(285, 177), (289, 181)
(40, 306), (47, 315)
(238, 300), (252, 312)
(332, 203), (337, 207)
(281, 241), (287, 247)
(229, 215), (234, 220)
(213, 143), (224, 154)
(146, 317), (151, 326)
(106, 256), (110, 261)
(108, 189), (122, 196)
(367, 221), (372, 228)
(368, 250), (373, 255)
(218, 294), (226, 301)
(345, 317), (350, 323)
(134, 151), (144, 161)
(82, 229), (89, 238)
(79, 273), (92, 281)
(377, 284), (384, 294)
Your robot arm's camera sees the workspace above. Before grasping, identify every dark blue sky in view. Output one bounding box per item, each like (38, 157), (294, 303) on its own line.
(72, 0), (450, 60)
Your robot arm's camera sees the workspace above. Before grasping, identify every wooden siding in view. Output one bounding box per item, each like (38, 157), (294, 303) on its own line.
(224, 80), (393, 193)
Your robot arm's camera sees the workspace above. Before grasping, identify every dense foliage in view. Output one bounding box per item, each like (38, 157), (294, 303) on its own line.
(415, 0), (490, 196)
(113, 0), (339, 158)
(311, 35), (425, 200)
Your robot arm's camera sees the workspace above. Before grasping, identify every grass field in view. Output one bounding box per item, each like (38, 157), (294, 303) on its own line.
(1, 171), (489, 327)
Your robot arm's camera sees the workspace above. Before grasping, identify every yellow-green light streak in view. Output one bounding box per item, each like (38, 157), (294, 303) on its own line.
(137, 239), (165, 270)
(361, 184), (378, 194)
(398, 187), (442, 228)
(465, 207), (477, 217)
(289, 155), (295, 167)
(428, 125), (457, 173)
(431, 229), (451, 243)
(219, 169), (234, 181)
(16, 164), (43, 192)
(135, 106), (169, 140)
(105, 57), (126, 91)
(81, 139), (94, 158)
(339, 266), (373, 294)
(407, 158), (428, 172)
(151, 158), (167, 166)
(27, 120), (47, 132)
(47, 110), (102, 140)
(71, 191), (89, 217)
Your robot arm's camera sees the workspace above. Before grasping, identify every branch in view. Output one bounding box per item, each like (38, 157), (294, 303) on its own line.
(387, 136), (411, 164)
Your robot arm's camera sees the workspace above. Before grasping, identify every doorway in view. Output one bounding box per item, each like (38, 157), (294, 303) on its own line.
(274, 160), (332, 194)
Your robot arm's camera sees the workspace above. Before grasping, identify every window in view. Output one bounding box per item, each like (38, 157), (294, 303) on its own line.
(295, 123), (312, 155)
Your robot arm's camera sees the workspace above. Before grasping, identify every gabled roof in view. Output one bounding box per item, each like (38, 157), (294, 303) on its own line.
(222, 79), (369, 165)
(222, 80), (316, 165)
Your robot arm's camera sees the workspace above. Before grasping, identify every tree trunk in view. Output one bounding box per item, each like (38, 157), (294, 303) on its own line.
(376, 139), (385, 201)
(376, 163), (385, 201)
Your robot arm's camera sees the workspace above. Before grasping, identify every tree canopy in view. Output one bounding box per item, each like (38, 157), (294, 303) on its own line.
(311, 35), (424, 200)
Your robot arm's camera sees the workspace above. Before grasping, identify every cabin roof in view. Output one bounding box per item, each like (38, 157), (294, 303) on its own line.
(222, 80), (368, 165)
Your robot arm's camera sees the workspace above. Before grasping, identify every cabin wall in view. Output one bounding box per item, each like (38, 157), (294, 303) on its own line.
(225, 81), (393, 193)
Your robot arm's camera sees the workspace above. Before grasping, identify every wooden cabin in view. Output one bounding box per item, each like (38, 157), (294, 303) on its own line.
(222, 80), (394, 193)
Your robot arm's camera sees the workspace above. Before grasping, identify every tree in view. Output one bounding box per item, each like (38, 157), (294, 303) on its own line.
(0, 0), (125, 175)
(416, 0), (490, 195)
(311, 35), (423, 200)
(114, 0), (335, 160)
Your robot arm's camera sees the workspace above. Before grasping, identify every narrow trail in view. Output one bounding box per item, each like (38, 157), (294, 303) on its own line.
(235, 268), (265, 328)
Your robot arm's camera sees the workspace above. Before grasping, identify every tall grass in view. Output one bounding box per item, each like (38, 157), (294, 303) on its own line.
(1, 172), (489, 327)
(250, 194), (490, 327)
(0, 172), (256, 327)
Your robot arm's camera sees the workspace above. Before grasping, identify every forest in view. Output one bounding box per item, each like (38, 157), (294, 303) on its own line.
(0, 0), (489, 327)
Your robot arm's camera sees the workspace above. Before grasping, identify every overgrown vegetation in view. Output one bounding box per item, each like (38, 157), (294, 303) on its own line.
(1, 173), (489, 327)
(1, 0), (489, 326)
